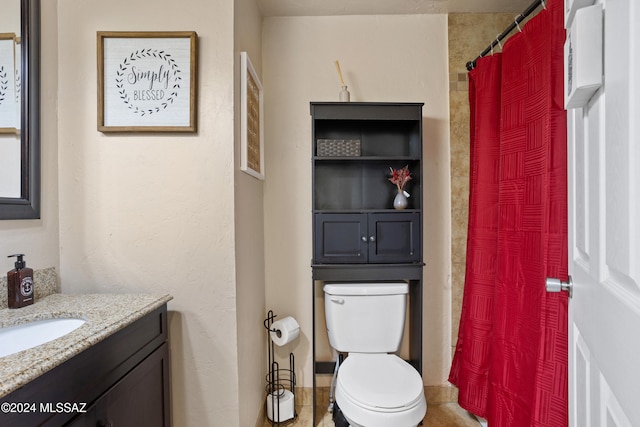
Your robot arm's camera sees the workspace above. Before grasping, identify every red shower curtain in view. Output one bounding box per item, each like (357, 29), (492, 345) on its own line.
(449, 0), (569, 425)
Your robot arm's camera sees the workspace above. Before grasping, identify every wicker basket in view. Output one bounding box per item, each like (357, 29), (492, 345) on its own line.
(316, 139), (361, 157)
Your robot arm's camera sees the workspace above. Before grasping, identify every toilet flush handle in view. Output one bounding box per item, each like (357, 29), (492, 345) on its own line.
(330, 297), (345, 305)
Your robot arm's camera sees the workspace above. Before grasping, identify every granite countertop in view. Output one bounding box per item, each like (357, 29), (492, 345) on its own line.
(0, 292), (173, 398)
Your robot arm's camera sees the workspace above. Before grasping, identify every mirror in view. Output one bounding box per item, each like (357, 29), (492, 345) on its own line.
(0, 0), (40, 219)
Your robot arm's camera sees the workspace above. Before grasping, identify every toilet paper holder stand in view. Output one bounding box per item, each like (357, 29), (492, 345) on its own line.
(264, 310), (297, 425)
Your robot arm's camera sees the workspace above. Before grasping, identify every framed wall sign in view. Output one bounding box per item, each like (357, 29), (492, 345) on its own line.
(240, 51), (264, 180)
(97, 31), (197, 132)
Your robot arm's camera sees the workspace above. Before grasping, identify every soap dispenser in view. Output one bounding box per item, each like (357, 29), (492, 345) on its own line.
(7, 254), (34, 308)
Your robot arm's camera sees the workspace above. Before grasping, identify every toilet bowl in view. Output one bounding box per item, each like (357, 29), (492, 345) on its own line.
(335, 353), (426, 427)
(323, 282), (427, 427)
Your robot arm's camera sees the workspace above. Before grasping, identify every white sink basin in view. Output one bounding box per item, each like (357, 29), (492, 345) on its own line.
(0, 317), (86, 358)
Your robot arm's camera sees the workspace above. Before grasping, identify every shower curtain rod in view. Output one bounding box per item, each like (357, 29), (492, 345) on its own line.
(466, 0), (546, 71)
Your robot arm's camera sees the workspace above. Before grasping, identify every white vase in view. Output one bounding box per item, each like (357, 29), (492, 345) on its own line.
(339, 86), (350, 102)
(393, 190), (409, 210)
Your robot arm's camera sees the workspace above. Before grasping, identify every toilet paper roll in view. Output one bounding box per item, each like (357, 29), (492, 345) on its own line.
(270, 316), (300, 346)
(266, 390), (295, 422)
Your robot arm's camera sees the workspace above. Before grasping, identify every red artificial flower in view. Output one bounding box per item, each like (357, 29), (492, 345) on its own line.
(388, 165), (412, 192)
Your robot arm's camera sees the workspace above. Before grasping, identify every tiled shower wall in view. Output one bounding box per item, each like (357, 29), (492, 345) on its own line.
(447, 13), (515, 358)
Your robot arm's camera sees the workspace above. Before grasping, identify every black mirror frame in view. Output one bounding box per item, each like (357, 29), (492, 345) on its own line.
(0, 0), (40, 220)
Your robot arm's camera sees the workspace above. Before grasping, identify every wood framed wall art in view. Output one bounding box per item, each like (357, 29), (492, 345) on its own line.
(97, 31), (197, 132)
(240, 52), (264, 180)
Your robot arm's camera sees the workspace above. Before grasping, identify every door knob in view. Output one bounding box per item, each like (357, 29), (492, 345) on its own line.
(545, 276), (573, 298)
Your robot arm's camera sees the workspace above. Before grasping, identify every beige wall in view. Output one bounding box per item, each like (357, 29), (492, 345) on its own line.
(0, 1), (266, 425)
(262, 14), (452, 387)
(448, 13), (516, 355)
(56, 0), (241, 425)
(234, 0), (266, 426)
(0, 1), (19, 31)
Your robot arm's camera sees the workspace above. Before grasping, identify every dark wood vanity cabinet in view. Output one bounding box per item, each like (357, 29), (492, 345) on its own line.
(1, 305), (170, 427)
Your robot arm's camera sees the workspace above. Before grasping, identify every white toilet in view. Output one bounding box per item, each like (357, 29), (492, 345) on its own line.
(324, 282), (427, 427)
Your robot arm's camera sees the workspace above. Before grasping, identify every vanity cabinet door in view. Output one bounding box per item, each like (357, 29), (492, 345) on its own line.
(65, 343), (170, 427)
(65, 407), (96, 426)
(95, 342), (170, 427)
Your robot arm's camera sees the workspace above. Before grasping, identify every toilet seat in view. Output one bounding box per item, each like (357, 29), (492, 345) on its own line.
(338, 353), (424, 411)
(335, 353), (426, 427)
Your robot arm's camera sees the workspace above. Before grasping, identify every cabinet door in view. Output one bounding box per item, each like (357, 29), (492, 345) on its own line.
(65, 406), (96, 426)
(314, 213), (368, 263)
(94, 343), (170, 427)
(368, 213), (421, 263)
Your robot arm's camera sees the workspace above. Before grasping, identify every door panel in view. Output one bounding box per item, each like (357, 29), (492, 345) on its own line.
(599, 376), (633, 427)
(567, 0), (640, 425)
(314, 213), (367, 263)
(368, 212), (420, 263)
(572, 327), (590, 427)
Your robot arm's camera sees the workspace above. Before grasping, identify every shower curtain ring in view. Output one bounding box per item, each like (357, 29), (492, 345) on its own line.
(541, 0), (546, 9)
(515, 15), (522, 32)
(496, 35), (502, 50)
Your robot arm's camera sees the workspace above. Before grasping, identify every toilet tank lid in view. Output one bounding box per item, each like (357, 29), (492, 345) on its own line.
(323, 282), (408, 296)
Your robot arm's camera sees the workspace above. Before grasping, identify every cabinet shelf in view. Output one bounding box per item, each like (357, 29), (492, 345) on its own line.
(311, 102), (424, 258)
(314, 156), (420, 161)
(314, 209), (420, 214)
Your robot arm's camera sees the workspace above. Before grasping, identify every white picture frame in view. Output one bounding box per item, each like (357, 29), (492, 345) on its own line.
(240, 51), (264, 180)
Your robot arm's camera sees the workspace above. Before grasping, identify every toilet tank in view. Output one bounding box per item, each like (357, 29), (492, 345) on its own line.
(323, 282), (408, 353)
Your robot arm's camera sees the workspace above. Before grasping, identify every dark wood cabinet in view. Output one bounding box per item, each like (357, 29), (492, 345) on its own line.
(0, 305), (170, 427)
(314, 212), (420, 264)
(94, 342), (169, 427)
(310, 102), (425, 425)
(67, 342), (170, 427)
(311, 102), (423, 265)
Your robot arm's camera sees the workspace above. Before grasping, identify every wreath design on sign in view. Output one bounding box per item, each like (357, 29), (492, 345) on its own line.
(0, 65), (7, 106)
(14, 68), (20, 103)
(115, 48), (182, 116)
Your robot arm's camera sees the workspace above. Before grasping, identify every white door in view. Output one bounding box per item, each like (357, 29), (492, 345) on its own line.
(565, 0), (640, 426)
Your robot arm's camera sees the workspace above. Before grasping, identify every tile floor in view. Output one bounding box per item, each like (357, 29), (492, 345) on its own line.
(263, 388), (481, 427)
